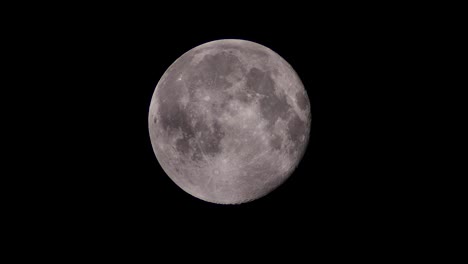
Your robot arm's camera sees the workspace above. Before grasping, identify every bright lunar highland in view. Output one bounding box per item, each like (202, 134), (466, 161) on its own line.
(148, 39), (311, 204)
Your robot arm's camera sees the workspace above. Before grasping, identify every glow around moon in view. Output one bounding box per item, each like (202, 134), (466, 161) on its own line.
(148, 39), (311, 204)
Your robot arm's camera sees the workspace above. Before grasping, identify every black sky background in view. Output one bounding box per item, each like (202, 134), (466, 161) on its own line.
(10, 4), (435, 253)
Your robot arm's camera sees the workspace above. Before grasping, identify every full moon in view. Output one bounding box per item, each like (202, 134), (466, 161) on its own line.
(148, 39), (311, 204)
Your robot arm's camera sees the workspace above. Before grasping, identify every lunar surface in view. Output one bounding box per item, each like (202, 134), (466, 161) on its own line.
(148, 39), (311, 204)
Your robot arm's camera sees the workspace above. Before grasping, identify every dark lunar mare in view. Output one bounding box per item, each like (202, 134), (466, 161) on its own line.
(245, 67), (290, 128)
(156, 51), (239, 162)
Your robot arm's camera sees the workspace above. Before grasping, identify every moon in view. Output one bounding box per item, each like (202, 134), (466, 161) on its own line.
(148, 39), (311, 204)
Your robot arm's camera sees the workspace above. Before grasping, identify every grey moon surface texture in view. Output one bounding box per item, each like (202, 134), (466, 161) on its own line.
(148, 39), (311, 204)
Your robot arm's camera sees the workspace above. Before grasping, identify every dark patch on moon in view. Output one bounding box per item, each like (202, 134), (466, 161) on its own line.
(166, 107), (225, 159)
(175, 135), (191, 155)
(235, 91), (250, 104)
(246, 68), (272, 96)
(259, 94), (290, 128)
(157, 94), (196, 158)
(188, 52), (244, 91)
(195, 119), (225, 156)
(287, 115), (307, 147)
(296, 90), (308, 111)
(156, 70), (189, 133)
(191, 147), (204, 162)
(246, 67), (290, 127)
(270, 133), (283, 151)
